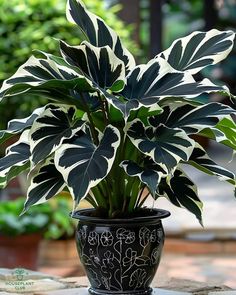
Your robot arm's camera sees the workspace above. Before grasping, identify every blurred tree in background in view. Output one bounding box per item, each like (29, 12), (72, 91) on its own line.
(0, 0), (137, 129)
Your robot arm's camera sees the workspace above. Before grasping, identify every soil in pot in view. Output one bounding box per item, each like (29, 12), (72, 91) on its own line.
(73, 208), (170, 295)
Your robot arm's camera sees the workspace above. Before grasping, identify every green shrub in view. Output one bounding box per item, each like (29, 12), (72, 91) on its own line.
(0, 195), (75, 238)
(0, 0), (136, 129)
(0, 197), (50, 236)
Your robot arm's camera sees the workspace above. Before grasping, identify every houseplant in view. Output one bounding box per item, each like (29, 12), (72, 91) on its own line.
(0, 197), (50, 269)
(0, 0), (236, 293)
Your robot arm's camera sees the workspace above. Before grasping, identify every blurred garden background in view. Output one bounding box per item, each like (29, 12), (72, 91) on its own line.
(0, 0), (236, 288)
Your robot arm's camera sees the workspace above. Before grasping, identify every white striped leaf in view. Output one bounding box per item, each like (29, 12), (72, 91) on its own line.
(66, 0), (135, 73)
(0, 131), (30, 188)
(127, 119), (195, 174)
(120, 58), (229, 104)
(60, 40), (126, 91)
(29, 104), (85, 165)
(157, 29), (235, 74)
(23, 159), (65, 212)
(148, 102), (236, 134)
(54, 125), (120, 204)
(188, 143), (235, 185)
(157, 169), (203, 225)
(121, 159), (164, 197)
(105, 57), (229, 120)
(0, 55), (93, 103)
(0, 107), (44, 145)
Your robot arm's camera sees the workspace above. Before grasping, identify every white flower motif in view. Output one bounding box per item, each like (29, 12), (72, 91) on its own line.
(88, 231), (99, 245)
(100, 231), (113, 246)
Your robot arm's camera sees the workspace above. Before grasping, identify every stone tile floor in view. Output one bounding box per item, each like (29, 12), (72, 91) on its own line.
(156, 253), (236, 289)
(38, 252), (236, 290)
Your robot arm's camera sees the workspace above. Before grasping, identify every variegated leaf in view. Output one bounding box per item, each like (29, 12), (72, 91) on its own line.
(157, 169), (203, 224)
(66, 0), (135, 73)
(0, 130), (30, 188)
(0, 55), (93, 102)
(149, 102), (236, 134)
(23, 159), (65, 212)
(157, 29), (235, 74)
(120, 58), (229, 103)
(121, 159), (164, 197)
(60, 40), (125, 91)
(188, 143), (235, 185)
(29, 104), (85, 165)
(0, 107), (44, 145)
(54, 125), (120, 204)
(127, 119), (195, 173)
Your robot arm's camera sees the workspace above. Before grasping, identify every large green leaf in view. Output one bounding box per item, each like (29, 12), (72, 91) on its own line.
(0, 55), (93, 103)
(148, 102), (236, 134)
(0, 131), (30, 188)
(215, 117), (236, 149)
(157, 29), (235, 74)
(23, 159), (65, 212)
(199, 116), (236, 150)
(66, 0), (135, 74)
(188, 143), (235, 185)
(121, 158), (164, 197)
(54, 125), (120, 204)
(29, 104), (85, 165)
(157, 169), (203, 225)
(127, 119), (194, 173)
(60, 40), (125, 91)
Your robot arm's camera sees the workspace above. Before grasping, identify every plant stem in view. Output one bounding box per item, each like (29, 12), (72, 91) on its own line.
(137, 191), (150, 208)
(128, 180), (140, 213)
(135, 185), (145, 209)
(80, 92), (99, 145)
(85, 194), (98, 208)
(97, 91), (109, 125)
(92, 186), (108, 209)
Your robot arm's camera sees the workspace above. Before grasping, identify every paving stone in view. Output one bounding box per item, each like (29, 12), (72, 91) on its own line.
(58, 277), (81, 284)
(158, 278), (231, 294)
(74, 276), (89, 287)
(34, 288), (191, 295)
(34, 288), (85, 295)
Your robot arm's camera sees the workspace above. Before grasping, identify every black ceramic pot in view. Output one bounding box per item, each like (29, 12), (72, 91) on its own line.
(73, 208), (170, 295)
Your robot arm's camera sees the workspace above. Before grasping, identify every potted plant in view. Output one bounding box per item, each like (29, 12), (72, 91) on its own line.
(0, 197), (50, 270)
(0, 0), (235, 294)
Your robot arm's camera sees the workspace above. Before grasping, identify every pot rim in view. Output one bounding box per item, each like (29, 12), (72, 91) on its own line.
(71, 208), (170, 224)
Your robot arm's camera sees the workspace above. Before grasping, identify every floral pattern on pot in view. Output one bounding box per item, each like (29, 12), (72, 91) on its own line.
(75, 220), (165, 294)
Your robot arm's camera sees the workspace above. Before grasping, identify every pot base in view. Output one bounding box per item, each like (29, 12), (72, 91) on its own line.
(88, 287), (152, 295)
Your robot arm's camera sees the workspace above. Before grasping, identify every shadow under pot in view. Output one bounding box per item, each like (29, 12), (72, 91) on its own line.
(72, 208), (170, 295)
